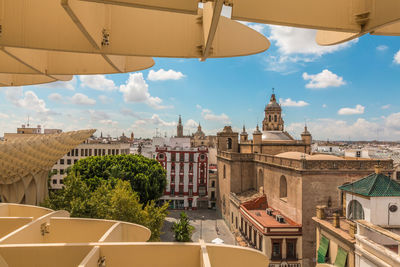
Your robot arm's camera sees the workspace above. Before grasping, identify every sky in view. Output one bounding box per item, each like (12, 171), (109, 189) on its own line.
(1, 16), (400, 141)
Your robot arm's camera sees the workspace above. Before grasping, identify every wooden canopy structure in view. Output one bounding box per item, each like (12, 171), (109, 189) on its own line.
(0, 130), (95, 205)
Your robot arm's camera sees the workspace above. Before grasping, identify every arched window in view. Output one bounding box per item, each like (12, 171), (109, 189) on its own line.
(348, 200), (364, 220)
(227, 138), (232, 150)
(274, 115), (277, 122)
(280, 175), (287, 199)
(269, 115), (272, 122)
(258, 169), (264, 191)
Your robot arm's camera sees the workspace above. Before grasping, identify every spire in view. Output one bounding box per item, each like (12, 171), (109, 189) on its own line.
(243, 125), (246, 133)
(100, 132), (103, 138)
(178, 115), (182, 124)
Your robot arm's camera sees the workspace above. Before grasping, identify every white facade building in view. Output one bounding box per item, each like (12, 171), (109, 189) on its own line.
(51, 141), (130, 189)
(156, 146), (209, 209)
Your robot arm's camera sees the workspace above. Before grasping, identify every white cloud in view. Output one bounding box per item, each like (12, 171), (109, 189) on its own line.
(394, 50), (400, 64)
(134, 114), (176, 127)
(287, 113), (400, 141)
(185, 119), (199, 128)
(48, 93), (63, 102)
(303, 69), (346, 89)
(119, 73), (172, 109)
(265, 26), (356, 72)
(80, 75), (117, 91)
(385, 112), (400, 131)
(196, 104), (202, 109)
(147, 69), (185, 81)
(376, 45), (388, 51)
(0, 112), (9, 119)
(99, 119), (118, 126)
(338, 104), (365, 115)
(98, 95), (112, 104)
(40, 76), (77, 91)
(322, 104), (327, 108)
(381, 104), (391, 110)
(5, 87), (49, 113)
(201, 109), (230, 124)
(70, 93), (96, 105)
(269, 26), (355, 56)
(279, 98), (309, 107)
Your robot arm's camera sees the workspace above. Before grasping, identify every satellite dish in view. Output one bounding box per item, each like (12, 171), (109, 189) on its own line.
(389, 205), (398, 213)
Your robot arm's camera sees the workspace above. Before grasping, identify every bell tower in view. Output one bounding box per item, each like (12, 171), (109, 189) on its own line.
(262, 89), (284, 131)
(177, 115), (183, 137)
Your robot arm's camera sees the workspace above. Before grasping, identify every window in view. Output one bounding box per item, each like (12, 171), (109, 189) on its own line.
(170, 186), (175, 196)
(112, 149), (115, 155)
(189, 164), (193, 172)
(269, 115), (271, 122)
(211, 191), (215, 200)
(211, 181), (215, 188)
(171, 153), (176, 162)
(258, 169), (264, 190)
(171, 164), (175, 172)
(274, 114), (277, 122)
(74, 159), (78, 164)
(67, 159), (71, 165)
(88, 149), (92, 156)
(188, 199), (192, 208)
(241, 218), (243, 230)
(253, 229), (257, 246)
(81, 149), (84, 156)
(317, 235), (330, 263)
(180, 153), (184, 162)
(231, 212), (233, 223)
(158, 153), (164, 160)
(75, 149), (78, 156)
(179, 185), (183, 196)
(71, 149), (74, 156)
(227, 138), (232, 150)
(94, 149), (97, 156)
(271, 239), (282, 260)
(235, 217), (238, 229)
(189, 188), (193, 197)
(280, 175), (287, 199)
(347, 200), (365, 220)
(356, 151), (361, 157)
(189, 154), (194, 162)
(85, 149), (88, 156)
(259, 235), (263, 251)
(102, 149), (105, 156)
(108, 149), (111, 155)
(116, 149), (119, 155)
(286, 239), (297, 260)
(223, 165), (226, 179)
(60, 169), (64, 175)
(67, 151), (70, 157)
(179, 176), (183, 184)
(60, 159), (64, 165)
(52, 179), (57, 185)
(200, 154), (206, 161)
(60, 179), (64, 185)
(189, 176), (193, 184)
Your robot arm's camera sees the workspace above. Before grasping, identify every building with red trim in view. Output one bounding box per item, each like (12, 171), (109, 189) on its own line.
(234, 195), (302, 267)
(156, 146), (209, 209)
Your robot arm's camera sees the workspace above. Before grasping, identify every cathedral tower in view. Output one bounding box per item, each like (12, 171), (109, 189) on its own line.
(262, 90), (284, 131)
(177, 115), (183, 137)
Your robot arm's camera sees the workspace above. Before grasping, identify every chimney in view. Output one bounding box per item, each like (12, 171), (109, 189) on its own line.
(316, 205), (327, 219)
(349, 221), (356, 238)
(333, 213), (340, 228)
(374, 164), (382, 174)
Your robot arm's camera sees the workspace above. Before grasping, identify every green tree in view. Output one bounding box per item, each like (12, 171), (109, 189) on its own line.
(172, 212), (194, 242)
(69, 154), (166, 204)
(42, 175), (168, 241)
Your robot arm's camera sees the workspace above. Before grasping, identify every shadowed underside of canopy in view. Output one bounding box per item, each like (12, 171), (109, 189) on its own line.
(0, 129), (96, 205)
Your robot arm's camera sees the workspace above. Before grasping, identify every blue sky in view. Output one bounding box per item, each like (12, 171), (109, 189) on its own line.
(1, 23), (400, 141)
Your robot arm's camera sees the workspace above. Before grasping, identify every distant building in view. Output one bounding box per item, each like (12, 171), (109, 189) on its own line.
(156, 145), (209, 209)
(51, 138), (130, 189)
(208, 165), (217, 209)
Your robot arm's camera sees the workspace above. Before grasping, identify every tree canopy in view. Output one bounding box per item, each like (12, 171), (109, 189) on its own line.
(42, 173), (168, 241)
(172, 212), (194, 242)
(69, 154), (166, 204)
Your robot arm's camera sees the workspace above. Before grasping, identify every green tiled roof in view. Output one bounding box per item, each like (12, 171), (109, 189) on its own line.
(339, 173), (400, 197)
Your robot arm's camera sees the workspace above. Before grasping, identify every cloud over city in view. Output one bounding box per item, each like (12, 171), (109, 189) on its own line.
(303, 69), (346, 89)
(338, 104), (365, 115)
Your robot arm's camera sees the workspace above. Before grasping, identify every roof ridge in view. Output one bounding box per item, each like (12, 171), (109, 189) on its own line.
(367, 173), (380, 196)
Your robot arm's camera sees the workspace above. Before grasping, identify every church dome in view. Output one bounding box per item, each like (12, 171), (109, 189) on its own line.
(265, 93), (281, 110)
(262, 131), (292, 141)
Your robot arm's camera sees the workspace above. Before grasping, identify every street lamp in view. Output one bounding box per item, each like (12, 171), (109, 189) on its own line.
(200, 215), (205, 240)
